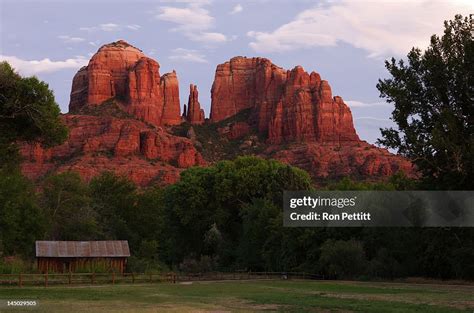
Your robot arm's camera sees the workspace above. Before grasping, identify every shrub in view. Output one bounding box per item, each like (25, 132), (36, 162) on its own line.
(318, 239), (367, 279)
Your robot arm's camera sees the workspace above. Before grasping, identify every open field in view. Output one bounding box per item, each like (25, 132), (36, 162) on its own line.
(0, 279), (472, 312)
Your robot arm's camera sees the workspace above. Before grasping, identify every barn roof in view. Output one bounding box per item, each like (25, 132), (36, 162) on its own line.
(35, 241), (130, 258)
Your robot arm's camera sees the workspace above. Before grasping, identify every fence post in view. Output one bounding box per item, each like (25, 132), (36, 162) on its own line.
(18, 273), (22, 287)
(91, 272), (95, 285)
(149, 273), (152, 283)
(44, 272), (48, 287)
(112, 272), (115, 285)
(132, 273), (135, 284)
(68, 272), (72, 285)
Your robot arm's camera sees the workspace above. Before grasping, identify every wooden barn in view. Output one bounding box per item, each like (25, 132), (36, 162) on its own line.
(35, 241), (130, 274)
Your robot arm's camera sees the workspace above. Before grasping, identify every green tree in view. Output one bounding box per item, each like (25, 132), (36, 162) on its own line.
(161, 156), (312, 268)
(0, 62), (68, 257)
(89, 172), (137, 241)
(0, 62), (68, 168)
(0, 170), (45, 257)
(376, 15), (473, 189)
(40, 172), (99, 240)
(318, 239), (367, 279)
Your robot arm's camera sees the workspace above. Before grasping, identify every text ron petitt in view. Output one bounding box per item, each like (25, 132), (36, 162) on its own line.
(290, 212), (371, 221)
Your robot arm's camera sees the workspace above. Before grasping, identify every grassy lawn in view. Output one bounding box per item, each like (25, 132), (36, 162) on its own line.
(0, 280), (472, 312)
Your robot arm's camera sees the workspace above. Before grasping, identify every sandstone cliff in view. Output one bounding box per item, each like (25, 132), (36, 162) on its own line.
(69, 40), (181, 126)
(210, 57), (359, 144)
(21, 41), (204, 186)
(20, 114), (205, 186)
(208, 57), (413, 179)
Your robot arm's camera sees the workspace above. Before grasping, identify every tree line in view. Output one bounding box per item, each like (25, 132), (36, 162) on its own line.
(0, 158), (472, 279)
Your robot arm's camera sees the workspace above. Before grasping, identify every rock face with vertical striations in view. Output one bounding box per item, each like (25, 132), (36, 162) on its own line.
(21, 41), (204, 186)
(210, 57), (359, 144)
(185, 84), (205, 124)
(69, 40), (181, 126)
(209, 57), (414, 180)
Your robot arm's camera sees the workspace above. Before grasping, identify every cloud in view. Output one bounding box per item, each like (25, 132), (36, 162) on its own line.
(80, 23), (141, 32)
(99, 23), (120, 31)
(0, 55), (88, 76)
(155, 1), (227, 43)
(247, 0), (473, 57)
(58, 35), (85, 43)
(126, 24), (141, 30)
(157, 6), (212, 31)
(230, 4), (243, 14)
(345, 100), (391, 108)
(168, 48), (207, 63)
(194, 32), (227, 43)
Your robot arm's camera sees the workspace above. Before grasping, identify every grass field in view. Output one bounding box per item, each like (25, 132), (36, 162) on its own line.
(0, 279), (472, 312)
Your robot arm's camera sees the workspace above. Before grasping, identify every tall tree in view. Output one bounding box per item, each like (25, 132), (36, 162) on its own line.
(0, 62), (68, 148)
(40, 172), (99, 240)
(0, 171), (44, 257)
(377, 15), (473, 189)
(0, 62), (68, 257)
(89, 172), (137, 241)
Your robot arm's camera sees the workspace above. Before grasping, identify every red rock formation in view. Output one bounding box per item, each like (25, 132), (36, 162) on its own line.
(22, 46), (414, 185)
(210, 57), (359, 144)
(209, 56), (414, 179)
(20, 115), (205, 186)
(186, 84), (205, 124)
(265, 141), (413, 179)
(210, 57), (286, 123)
(69, 40), (181, 126)
(218, 122), (251, 140)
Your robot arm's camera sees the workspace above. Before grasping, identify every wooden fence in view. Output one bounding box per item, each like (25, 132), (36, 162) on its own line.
(0, 271), (322, 287)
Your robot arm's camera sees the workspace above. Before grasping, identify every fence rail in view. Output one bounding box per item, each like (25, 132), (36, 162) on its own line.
(0, 271), (323, 287)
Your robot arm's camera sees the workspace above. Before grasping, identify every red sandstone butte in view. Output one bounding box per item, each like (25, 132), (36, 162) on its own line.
(69, 40), (181, 126)
(185, 84), (205, 124)
(210, 57), (358, 144)
(20, 115), (205, 186)
(210, 57), (414, 178)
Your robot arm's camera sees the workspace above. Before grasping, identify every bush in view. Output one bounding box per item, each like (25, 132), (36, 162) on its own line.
(318, 239), (367, 279)
(367, 248), (402, 279)
(0, 256), (36, 274)
(126, 256), (167, 274)
(179, 255), (218, 273)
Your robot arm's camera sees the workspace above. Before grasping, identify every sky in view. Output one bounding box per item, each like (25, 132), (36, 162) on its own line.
(1, 0), (472, 144)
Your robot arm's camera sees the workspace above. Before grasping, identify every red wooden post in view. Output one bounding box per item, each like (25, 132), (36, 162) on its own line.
(18, 273), (22, 287)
